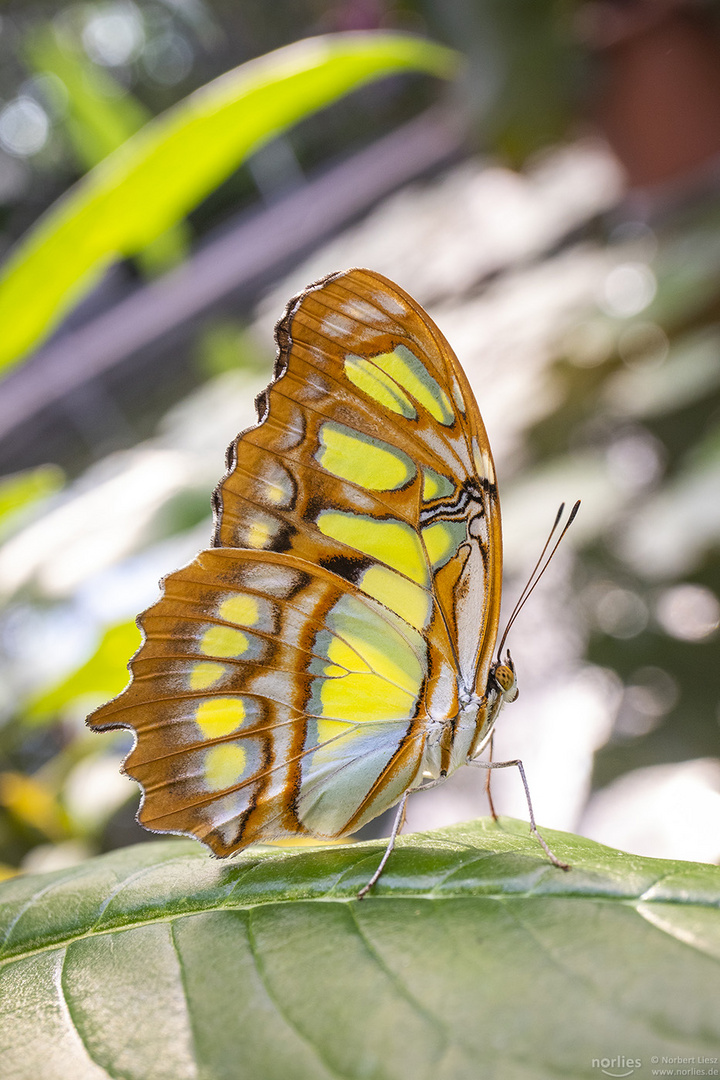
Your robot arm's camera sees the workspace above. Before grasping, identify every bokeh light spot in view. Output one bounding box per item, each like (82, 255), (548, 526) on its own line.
(143, 32), (194, 86)
(599, 263), (657, 318)
(593, 584), (649, 639)
(0, 97), (50, 157)
(655, 584), (720, 641)
(604, 428), (664, 491)
(83, 2), (145, 67)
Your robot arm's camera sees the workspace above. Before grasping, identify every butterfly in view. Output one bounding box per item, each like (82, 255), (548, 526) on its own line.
(88, 267), (569, 893)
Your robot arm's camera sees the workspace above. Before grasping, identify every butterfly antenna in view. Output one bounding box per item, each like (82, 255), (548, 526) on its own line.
(496, 501), (566, 658)
(496, 500), (580, 661)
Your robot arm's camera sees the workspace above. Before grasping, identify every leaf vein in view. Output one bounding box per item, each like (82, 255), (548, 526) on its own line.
(245, 908), (347, 1080)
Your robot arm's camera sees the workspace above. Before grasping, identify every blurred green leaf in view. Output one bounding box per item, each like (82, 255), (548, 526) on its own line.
(27, 620), (141, 723)
(1, 819), (718, 1078)
(0, 31), (457, 376)
(196, 319), (266, 378)
(0, 772), (69, 841)
(0, 465), (64, 541)
(27, 29), (151, 168)
(27, 26), (190, 275)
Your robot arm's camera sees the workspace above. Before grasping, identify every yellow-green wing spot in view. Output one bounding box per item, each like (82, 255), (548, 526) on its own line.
(315, 421), (416, 491)
(422, 520), (467, 570)
(308, 593), (425, 724)
(245, 516), (278, 550)
(195, 697), (248, 740)
(371, 345), (455, 426)
(316, 510), (429, 585)
(217, 594), (265, 627)
(359, 563), (431, 632)
(200, 626), (250, 658)
(200, 623), (269, 666)
(344, 353), (417, 419)
(204, 743), (247, 791)
(422, 467), (456, 501)
(189, 662), (227, 691)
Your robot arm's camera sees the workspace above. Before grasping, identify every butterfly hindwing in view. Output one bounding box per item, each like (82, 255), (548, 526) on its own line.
(91, 548), (453, 852)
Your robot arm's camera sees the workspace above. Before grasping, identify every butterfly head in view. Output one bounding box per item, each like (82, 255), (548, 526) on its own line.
(490, 652), (519, 704)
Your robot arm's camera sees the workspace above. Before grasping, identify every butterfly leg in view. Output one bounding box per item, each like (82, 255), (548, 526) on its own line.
(468, 757), (570, 871)
(357, 790), (410, 900)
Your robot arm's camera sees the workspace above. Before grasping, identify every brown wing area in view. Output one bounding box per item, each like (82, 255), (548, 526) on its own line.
(88, 549), (439, 853)
(213, 268), (503, 688)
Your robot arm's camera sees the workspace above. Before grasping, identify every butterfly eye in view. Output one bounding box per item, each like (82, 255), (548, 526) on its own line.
(493, 663), (519, 702)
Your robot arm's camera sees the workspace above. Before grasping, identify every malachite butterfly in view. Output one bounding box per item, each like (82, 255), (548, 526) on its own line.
(88, 267), (569, 890)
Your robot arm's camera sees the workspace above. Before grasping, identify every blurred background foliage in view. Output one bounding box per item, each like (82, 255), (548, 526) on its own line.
(0, 0), (719, 878)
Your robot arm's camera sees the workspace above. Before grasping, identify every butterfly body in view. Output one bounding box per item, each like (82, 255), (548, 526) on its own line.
(89, 268), (519, 857)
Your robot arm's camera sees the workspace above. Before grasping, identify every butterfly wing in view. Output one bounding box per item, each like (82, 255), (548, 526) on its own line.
(90, 548), (446, 850)
(215, 268), (503, 696)
(88, 269), (503, 852)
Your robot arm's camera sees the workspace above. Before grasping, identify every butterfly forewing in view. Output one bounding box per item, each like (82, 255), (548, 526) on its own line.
(88, 268), (503, 854)
(215, 269), (502, 693)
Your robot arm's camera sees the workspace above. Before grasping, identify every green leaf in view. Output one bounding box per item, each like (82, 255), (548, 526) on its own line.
(27, 29), (152, 169)
(27, 26), (190, 275)
(25, 620), (141, 723)
(0, 465), (64, 542)
(1, 819), (718, 1078)
(0, 32), (457, 376)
